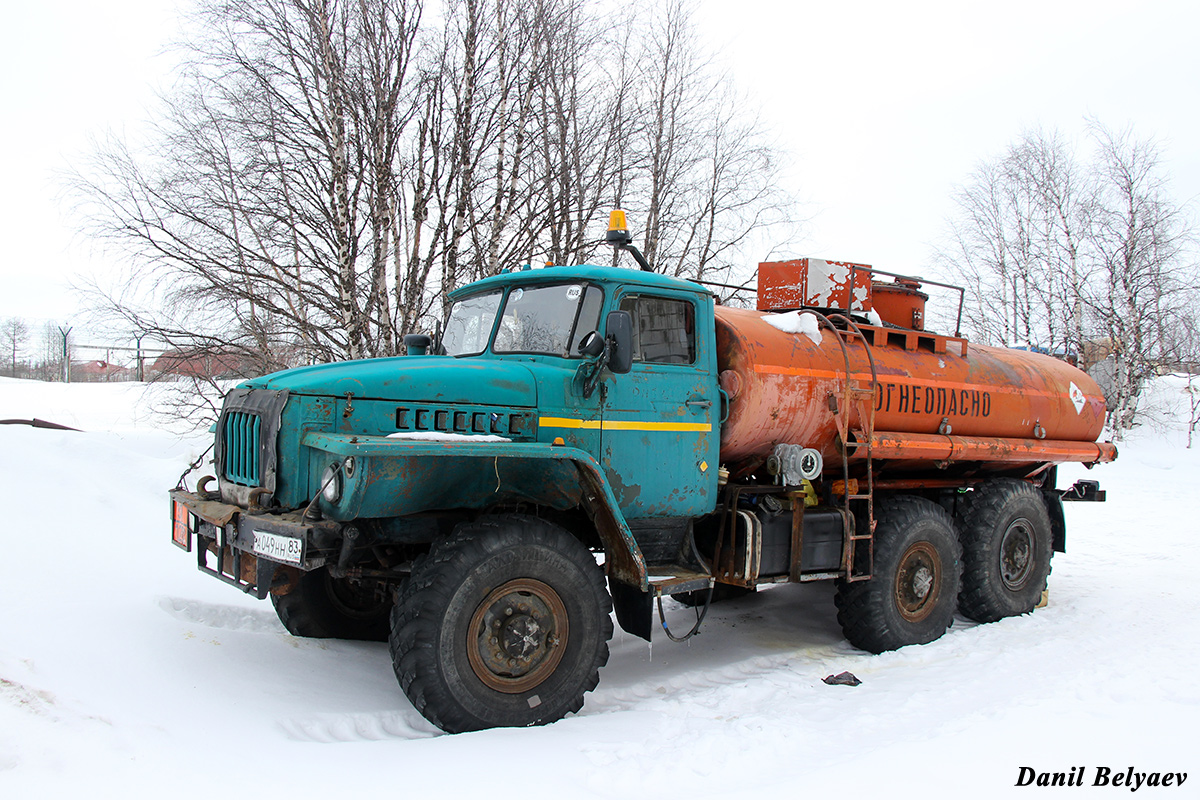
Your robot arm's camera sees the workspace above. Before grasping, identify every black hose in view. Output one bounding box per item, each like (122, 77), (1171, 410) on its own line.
(655, 584), (715, 642)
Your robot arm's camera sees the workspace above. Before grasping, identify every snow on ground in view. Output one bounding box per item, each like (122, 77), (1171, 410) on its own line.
(1, 376), (1197, 798)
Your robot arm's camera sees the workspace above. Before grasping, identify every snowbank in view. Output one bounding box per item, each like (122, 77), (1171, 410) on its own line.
(1, 377), (1196, 798)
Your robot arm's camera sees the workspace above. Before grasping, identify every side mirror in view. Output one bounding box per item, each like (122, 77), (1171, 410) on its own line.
(404, 333), (432, 356)
(578, 330), (605, 358)
(606, 310), (633, 374)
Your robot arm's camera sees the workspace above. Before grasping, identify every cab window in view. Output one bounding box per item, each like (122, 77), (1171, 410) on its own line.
(618, 295), (695, 364)
(443, 290), (502, 356)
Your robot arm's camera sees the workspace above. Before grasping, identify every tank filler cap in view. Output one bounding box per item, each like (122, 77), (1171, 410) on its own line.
(718, 369), (742, 399)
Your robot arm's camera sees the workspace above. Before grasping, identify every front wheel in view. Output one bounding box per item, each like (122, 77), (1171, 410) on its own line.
(835, 496), (962, 653)
(389, 515), (613, 733)
(270, 567), (392, 641)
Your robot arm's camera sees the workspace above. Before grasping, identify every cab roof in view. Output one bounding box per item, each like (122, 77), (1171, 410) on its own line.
(447, 263), (715, 300)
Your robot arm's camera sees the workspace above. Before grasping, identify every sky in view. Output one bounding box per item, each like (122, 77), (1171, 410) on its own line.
(1, 0), (181, 339)
(2, 0), (1198, 343)
(692, 0), (1200, 272)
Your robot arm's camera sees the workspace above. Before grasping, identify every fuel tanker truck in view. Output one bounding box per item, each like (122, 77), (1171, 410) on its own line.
(169, 211), (1114, 733)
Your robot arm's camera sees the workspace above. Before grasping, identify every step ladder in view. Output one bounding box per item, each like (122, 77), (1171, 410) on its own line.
(819, 313), (880, 582)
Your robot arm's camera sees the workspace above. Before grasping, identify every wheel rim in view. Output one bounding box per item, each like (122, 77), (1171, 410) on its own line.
(895, 542), (942, 623)
(999, 517), (1035, 591)
(466, 578), (569, 694)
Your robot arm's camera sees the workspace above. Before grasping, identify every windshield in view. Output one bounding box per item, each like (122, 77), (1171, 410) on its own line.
(443, 290), (502, 356)
(495, 283), (603, 355)
(443, 283), (603, 357)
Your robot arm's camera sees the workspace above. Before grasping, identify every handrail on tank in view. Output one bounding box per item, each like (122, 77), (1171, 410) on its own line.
(846, 264), (966, 338)
(688, 277), (756, 300)
(691, 266), (967, 337)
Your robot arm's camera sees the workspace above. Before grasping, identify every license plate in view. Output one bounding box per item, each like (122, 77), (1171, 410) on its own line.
(251, 530), (304, 565)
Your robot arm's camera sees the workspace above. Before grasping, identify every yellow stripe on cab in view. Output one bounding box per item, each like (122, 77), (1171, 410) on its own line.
(539, 416), (711, 433)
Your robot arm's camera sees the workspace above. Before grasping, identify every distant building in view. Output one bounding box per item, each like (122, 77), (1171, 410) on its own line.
(69, 359), (136, 382)
(150, 349), (262, 380)
(1080, 338), (1117, 372)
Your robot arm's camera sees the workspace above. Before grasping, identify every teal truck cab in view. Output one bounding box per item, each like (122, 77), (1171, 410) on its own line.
(170, 218), (1113, 732)
(172, 261), (727, 732)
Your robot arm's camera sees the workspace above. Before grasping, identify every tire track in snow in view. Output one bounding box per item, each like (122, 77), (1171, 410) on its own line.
(158, 597), (443, 742)
(582, 639), (862, 718)
(157, 596), (285, 634)
(277, 709), (440, 742)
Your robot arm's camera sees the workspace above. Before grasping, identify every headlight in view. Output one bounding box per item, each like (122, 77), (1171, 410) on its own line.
(321, 462), (342, 504)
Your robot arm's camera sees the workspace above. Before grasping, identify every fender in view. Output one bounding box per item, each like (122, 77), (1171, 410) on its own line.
(1042, 488), (1067, 553)
(301, 432), (649, 590)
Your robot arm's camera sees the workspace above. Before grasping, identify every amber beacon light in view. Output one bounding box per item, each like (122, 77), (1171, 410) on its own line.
(605, 209), (652, 271)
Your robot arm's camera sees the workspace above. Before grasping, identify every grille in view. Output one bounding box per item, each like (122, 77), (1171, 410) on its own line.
(395, 405), (534, 438)
(223, 411), (262, 486)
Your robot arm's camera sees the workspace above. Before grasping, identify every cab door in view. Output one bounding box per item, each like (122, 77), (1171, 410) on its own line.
(600, 289), (720, 519)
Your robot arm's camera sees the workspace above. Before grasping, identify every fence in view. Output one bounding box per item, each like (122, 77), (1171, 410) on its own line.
(68, 341), (168, 382)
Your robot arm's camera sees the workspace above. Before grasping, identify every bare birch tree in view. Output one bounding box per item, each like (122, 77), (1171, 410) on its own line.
(74, 0), (425, 366)
(941, 129), (1089, 352)
(1084, 123), (1195, 433)
(73, 0), (796, 376)
(2, 317), (29, 377)
(941, 122), (1197, 436)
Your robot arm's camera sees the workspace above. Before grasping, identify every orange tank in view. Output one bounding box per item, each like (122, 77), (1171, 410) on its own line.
(714, 304), (1114, 476)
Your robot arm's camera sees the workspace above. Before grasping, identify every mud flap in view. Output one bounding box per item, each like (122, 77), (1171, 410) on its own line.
(255, 557), (280, 599)
(609, 577), (653, 641)
(1043, 490), (1066, 553)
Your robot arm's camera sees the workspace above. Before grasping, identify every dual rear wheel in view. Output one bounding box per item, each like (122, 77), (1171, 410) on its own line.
(836, 481), (1053, 653)
(956, 479), (1054, 622)
(835, 496), (962, 653)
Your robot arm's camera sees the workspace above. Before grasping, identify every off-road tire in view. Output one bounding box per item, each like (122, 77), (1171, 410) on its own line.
(271, 567), (392, 642)
(956, 479), (1053, 623)
(835, 496), (962, 653)
(389, 515), (613, 733)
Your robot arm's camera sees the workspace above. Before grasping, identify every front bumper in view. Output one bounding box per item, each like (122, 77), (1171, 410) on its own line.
(170, 489), (337, 598)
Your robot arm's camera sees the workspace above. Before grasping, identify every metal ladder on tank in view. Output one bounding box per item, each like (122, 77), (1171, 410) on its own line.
(814, 311), (880, 582)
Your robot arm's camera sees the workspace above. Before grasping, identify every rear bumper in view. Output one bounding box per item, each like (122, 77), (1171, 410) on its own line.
(170, 489), (336, 598)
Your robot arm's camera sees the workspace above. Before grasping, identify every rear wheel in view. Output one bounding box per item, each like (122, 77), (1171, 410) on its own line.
(835, 496), (961, 653)
(271, 567), (392, 642)
(956, 479), (1053, 622)
(389, 515), (612, 733)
